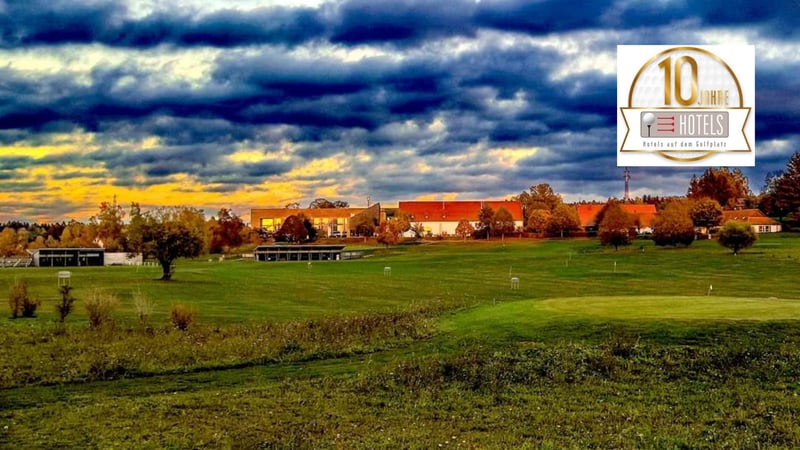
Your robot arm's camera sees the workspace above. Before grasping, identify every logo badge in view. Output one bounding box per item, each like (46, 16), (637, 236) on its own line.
(617, 45), (755, 166)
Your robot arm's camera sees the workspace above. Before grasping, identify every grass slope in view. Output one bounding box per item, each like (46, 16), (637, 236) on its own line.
(2, 234), (800, 447)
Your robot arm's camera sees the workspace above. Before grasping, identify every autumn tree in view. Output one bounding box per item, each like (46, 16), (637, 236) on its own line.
(775, 151), (800, 224)
(376, 221), (403, 248)
(275, 215), (307, 243)
(455, 219), (474, 241)
(393, 210), (413, 235)
(126, 206), (206, 281)
(652, 201), (695, 247)
(308, 198), (349, 209)
(89, 199), (126, 251)
(59, 221), (97, 248)
(476, 204), (494, 239)
(546, 203), (580, 238)
(688, 167), (751, 208)
(598, 202), (636, 250)
(717, 221), (756, 255)
(298, 214), (318, 242)
(757, 171), (786, 220)
(526, 209), (550, 236)
(0, 227), (18, 261)
(351, 214), (376, 237)
(209, 208), (246, 253)
(516, 183), (562, 226)
(491, 207), (516, 238)
(690, 198), (723, 238)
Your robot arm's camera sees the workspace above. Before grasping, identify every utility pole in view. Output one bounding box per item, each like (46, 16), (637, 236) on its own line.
(623, 168), (631, 202)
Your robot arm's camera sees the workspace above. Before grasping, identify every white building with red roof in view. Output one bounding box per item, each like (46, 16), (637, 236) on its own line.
(398, 200), (524, 236)
(722, 209), (782, 233)
(575, 203), (657, 234)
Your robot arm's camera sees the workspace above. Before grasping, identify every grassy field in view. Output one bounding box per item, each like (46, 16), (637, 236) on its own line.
(2, 235), (800, 448)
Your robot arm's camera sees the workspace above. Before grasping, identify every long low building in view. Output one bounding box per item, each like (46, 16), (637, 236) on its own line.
(28, 248), (105, 267)
(254, 245), (345, 262)
(398, 200), (524, 236)
(251, 204), (381, 237)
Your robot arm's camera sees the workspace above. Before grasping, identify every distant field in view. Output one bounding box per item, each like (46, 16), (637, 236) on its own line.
(1, 233), (798, 325)
(2, 234), (800, 448)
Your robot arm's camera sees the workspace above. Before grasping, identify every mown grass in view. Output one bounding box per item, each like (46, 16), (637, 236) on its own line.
(1, 234), (800, 448)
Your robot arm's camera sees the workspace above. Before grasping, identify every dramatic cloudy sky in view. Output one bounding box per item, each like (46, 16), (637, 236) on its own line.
(1, 0), (798, 222)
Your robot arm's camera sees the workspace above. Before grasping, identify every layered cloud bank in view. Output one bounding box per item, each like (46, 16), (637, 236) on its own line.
(1, 0), (797, 221)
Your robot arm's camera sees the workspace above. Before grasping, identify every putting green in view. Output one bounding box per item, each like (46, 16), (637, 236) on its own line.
(443, 295), (800, 340)
(536, 295), (800, 321)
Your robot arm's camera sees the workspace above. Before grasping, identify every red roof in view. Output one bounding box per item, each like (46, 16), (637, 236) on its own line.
(722, 209), (780, 226)
(398, 201), (524, 222)
(576, 203), (657, 228)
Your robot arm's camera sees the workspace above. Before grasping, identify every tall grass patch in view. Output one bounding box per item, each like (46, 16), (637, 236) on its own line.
(84, 290), (118, 329)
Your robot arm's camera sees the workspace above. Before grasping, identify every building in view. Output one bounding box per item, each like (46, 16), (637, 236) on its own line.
(251, 203), (382, 237)
(576, 203), (657, 235)
(722, 209), (782, 233)
(254, 245), (345, 262)
(28, 248), (105, 267)
(398, 200), (524, 236)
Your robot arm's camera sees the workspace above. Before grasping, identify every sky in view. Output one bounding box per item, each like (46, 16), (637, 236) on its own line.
(1, 0), (798, 223)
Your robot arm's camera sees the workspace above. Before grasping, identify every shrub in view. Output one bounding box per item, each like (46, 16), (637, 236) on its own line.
(85, 290), (117, 329)
(718, 221), (757, 255)
(55, 285), (76, 324)
(133, 288), (154, 327)
(170, 304), (195, 331)
(8, 279), (39, 319)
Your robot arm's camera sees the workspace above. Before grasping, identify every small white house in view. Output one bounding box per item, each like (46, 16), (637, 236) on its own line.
(722, 209), (782, 233)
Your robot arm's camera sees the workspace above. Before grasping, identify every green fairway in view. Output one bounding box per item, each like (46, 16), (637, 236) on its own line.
(537, 295), (800, 320)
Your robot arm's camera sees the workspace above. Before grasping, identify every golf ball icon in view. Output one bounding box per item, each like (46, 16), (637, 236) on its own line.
(642, 112), (655, 137)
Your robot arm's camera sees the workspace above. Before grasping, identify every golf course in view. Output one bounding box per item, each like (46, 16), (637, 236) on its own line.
(2, 234), (800, 448)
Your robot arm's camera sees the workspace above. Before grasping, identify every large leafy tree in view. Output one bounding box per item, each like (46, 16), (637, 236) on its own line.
(516, 183), (562, 226)
(775, 151), (800, 223)
(598, 202), (636, 250)
(89, 199), (126, 252)
(59, 221), (97, 248)
(652, 201), (695, 247)
(491, 207), (516, 238)
(476, 204), (494, 239)
(275, 215), (307, 243)
(717, 221), (757, 255)
(0, 227), (18, 260)
(688, 167), (751, 208)
(526, 209), (550, 236)
(351, 214), (376, 237)
(376, 221), (403, 248)
(757, 170), (788, 221)
(393, 210), (413, 234)
(546, 203), (580, 238)
(690, 198), (723, 238)
(209, 208), (246, 253)
(127, 206), (206, 281)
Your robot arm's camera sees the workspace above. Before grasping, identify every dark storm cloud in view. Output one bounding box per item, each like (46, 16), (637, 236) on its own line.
(0, 1), (326, 48)
(756, 66), (800, 141)
(2, 0), (797, 51)
(0, 0), (797, 215)
(328, 0), (477, 45)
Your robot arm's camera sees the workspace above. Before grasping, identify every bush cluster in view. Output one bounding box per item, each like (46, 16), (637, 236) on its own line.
(170, 304), (195, 331)
(85, 290), (118, 329)
(8, 279), (39, 319)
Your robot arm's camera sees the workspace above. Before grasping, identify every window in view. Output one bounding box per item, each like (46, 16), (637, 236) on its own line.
(260, 218), (282, 232)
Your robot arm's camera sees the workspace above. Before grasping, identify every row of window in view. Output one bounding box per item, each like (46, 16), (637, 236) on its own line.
(260, 217), (349, 233)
